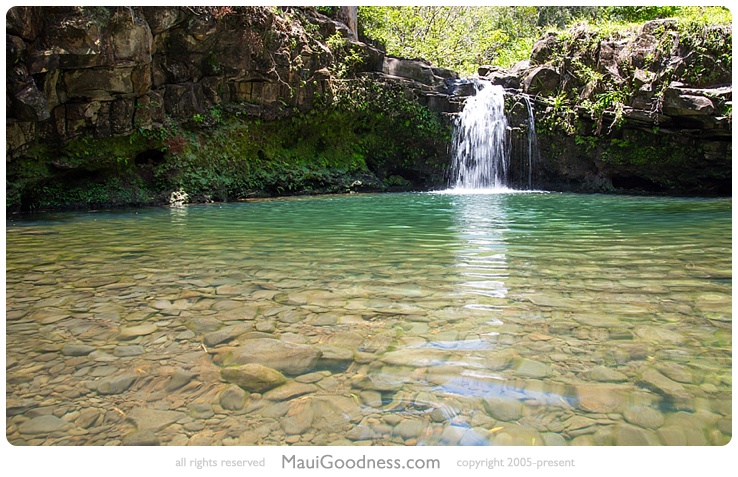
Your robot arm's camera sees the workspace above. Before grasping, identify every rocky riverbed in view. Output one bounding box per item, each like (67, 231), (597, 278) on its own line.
(6, 195), (732, 446)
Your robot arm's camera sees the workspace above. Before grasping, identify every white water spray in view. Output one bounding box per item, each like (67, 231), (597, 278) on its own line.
(521, 94), (540, 190)
(449, 82), (509, 190)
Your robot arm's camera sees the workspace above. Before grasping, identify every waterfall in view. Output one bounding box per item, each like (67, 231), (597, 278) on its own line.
(511, 94), (540, 190)
(449, 82), (509, 190)
(448, 80), (539, 191)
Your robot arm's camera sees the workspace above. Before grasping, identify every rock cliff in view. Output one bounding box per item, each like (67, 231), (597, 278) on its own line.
(6, 8), (731, 210)
(481, 19), (732, 195)
(6, 6), (457, 210)
(7, 6), (357, 154)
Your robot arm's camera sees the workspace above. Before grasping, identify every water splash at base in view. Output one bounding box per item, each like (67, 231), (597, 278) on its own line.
(448, 81), (509, 190)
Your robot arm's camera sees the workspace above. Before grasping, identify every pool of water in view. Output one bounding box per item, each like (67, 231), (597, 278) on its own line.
(5, 192), (732, 445)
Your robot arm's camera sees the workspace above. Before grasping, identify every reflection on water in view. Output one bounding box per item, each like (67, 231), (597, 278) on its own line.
(5, 192), (732, 446)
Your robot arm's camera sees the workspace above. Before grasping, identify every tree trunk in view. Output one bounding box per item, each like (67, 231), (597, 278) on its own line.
(337, 6), (358, 40)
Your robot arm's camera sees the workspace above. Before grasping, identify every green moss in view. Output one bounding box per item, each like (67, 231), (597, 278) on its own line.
(34, 177), (156, 209)
(597, 130), (728, 193)
(7, 130), (166, 210)
(158, 84), (451, 200)
(8, 79), (450, 211)
(600, 131), (685, 169)
(60, 134), (151, 171)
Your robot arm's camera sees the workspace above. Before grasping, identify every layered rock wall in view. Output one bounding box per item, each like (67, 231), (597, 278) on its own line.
(6, 8), (731, 210)
(481, 20), (732, 195)
(6, 6), (460, 209)
(7, 6), (348, 155)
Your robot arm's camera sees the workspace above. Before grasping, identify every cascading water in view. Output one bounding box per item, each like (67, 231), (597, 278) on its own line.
(449, 81), (510, 190)
(448, 80), (539, 191)
(507, 93), (540, 190)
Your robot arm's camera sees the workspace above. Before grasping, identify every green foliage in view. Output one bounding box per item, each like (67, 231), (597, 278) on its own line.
(6, 131), (165, 210)
(574, 135), (598, 152)
(605, 6), (731, 25)
(589, 91), (626, 134)
(29, 176), (155, 210)
(358, 6), (731, 75)
(600, 134), (664, 168)
(539, 92), (577, 135)
(316, 7), (337, 18)
(359, 6), (539, 74)
(326, 32), (366, 78)
(594, 131), (729, 195)
(604, 6), (681, 24)
(142, 80), (450, 203)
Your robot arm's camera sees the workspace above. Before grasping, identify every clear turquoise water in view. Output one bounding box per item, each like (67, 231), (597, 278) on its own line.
(5, 192), (732, 445)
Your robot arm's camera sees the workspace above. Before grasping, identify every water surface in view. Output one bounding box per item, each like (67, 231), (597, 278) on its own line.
(6, 192), (731, 445)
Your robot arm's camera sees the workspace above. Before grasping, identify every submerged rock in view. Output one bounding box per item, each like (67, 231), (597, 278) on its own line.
(281, 393), (363, 436)
(219, 338), (322, 375)
(633, 326), (685, 345)
(638, 368), (693, 408)
(220, 385), (249, 411)
(127, 407), (184, 432)
(97, 374), (137, 395)
(61, 343), (96, 356)
(118, 323), (158, 340)
(513, 358), (549, 378)
(263, 381), (318, 401)
(203, 323), (254, 347)
(575, 384), (628, 413)
(612, 423), (654, 446)
(588, 366), (628, 382)
(221, 363), (287, 392)
(483, 397), (524, 422)
(624, 405), (665, 429)
(18, 415), (70, 435)
(122, 430), (160, 446)
(165, 369), (198, 392)
(380, 348), (451, 367)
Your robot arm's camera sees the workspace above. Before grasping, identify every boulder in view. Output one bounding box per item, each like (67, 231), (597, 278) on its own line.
(663, 89), (716, 117)
(381, 57), (455, 88)
(575, 384), (629, 413)
(141, 6), (185, 34)
(522, 65), (561, 96)
(8, 76), (50, 121)
(163, 82), (210, 117)
(637, 368), (693, 408)
(7, 7), (44, 41)
(221, 363), (287, 392)
(6, 35), (27, 65)
(107, 10), (153, 63)
(126, 407), (185, 432)
(64, 68), (135, 100)
(111, 98), (135, 135)
(18, 415), (70, 435)
(220, 384), (249, 410)
(483, 397), (524, 422)
(530, 32), (559, 65)
(219, 338), (322, 375)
